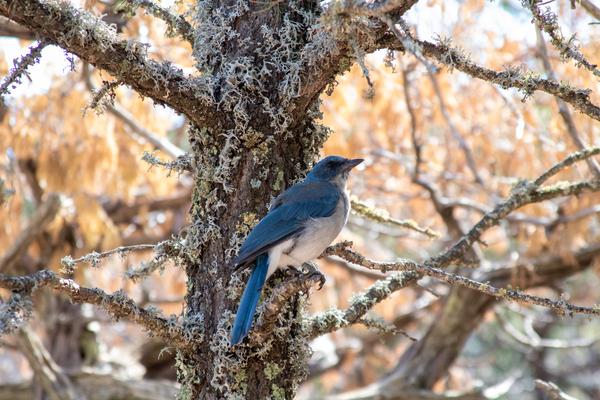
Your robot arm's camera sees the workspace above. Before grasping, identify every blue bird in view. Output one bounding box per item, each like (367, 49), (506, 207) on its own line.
(230, 155), (363, 345)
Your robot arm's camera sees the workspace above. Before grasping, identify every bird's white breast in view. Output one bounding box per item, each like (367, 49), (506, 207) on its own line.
(276, 191), (349, 269)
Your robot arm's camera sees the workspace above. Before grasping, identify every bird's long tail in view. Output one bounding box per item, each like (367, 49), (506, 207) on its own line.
(230, 253), (269, 345)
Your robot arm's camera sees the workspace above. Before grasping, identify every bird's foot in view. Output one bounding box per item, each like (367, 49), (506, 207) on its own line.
(284, 266), (304, 278)
(301, 262), (326, 290)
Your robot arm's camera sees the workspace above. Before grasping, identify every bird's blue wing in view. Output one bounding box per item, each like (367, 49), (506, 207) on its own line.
(233, 180), (341, 268)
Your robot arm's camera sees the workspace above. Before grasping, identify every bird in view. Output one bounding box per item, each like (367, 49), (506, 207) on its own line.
(229, 155), (363, 345)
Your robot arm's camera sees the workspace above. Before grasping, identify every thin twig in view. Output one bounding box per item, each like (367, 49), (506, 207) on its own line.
(496, 311), (600, 349)
(535, 380), (578, 400)
(122, 0), (194, 43)
(0, 193), (61, 273)
(0, 39), (48, 95)
(535, 28), (600, 178)
(400, 61), (469, 241)
(351, 198), (439, 238)
(526, 0), (600, 77)
(357, 316), (417, 341)
(61, 243), (157, 272)
(16, 327), (86, 400)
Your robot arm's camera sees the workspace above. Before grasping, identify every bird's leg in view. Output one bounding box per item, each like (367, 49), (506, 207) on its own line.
(284, 265), (304, 278)
(301, 261), (326, 290)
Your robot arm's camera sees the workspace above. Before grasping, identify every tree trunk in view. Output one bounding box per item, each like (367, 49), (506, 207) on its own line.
(178, 1), (342, 397)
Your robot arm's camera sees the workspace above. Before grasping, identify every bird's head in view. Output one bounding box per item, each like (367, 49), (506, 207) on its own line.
(305, 155), (363, 186)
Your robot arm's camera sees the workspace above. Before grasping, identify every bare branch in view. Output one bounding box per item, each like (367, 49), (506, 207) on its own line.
(0, 270), (189, 346)
(0, 193), (60, 273)
(0, 39), (48, 95)
(533, 146), (600, 185)
(580, 0), (600, 20)
(535, 380), (578, 400)
(0, 371), (179, 400)
(496, 311), (600, 349)
(16, 327), (86, 400)
(103, 189), (191, 223)
(351, 198), (439, 238)
(423, 56), (484, 185)
(399, 63), (469, 240)
(526, 0), (600, 77)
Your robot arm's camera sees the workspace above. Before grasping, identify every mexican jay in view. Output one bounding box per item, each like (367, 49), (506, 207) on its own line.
(230, 155), (363, 345)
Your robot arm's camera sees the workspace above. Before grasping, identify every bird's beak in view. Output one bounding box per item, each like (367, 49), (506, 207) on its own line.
(343, 158), (364, 171)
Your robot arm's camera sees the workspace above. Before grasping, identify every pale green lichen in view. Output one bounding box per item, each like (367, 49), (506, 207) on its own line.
(271, 384), (286, 400)
(264, 362), (282, 380)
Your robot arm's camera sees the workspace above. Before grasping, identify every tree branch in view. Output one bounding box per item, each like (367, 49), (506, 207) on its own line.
(16, 327), (85, 400)
(535, 380), (578, 400)
(327, 0), (420, 18)
(580, 0), (600, 20)
(535, 28), (600, 178)
(526, 0), (600, 77)
(429, 146), (600, 267)
(0, 270), (189, 347)
(60, 243), (156, 272)
(0, 39), (48, 95)
(329, 245), (600, 317)
(0, 371), (179, 400)
(305, 270), (419, 339)
(351, 198), (439, 238)
(250, 270), (324, 345)
(0, 193), (60, 273)
(382, 32), (600, 122)
(0, 0), (216, 128)
(125, 0), (194, 43)
(496, 311), (600, 349)
(103, 189), (191, 224)
(311, 147), (600, 338)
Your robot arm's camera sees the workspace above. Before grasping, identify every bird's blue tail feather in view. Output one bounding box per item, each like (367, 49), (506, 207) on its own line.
(230, 254), (268, 345)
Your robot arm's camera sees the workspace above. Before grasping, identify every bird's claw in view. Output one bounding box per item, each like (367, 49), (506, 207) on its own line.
(302, 262), (326, 290)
